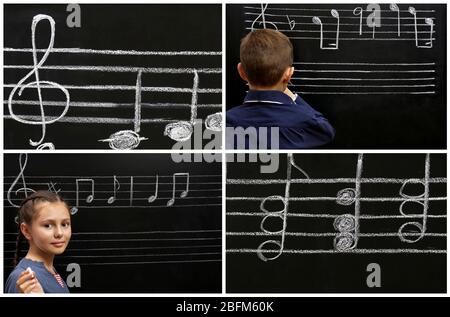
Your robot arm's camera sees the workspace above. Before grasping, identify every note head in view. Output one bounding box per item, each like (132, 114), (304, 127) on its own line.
(148, 196), (156, 203)
(166, 199), (175, 207)
(180, 190), (188, 198)
(70, 207), (78, 215)
(164, 121), (193, 142)
(107, 197), (115, 204)
(312, 16), (322, 25)
(408, 7), (416, 14)
(86, 195), (94, 203)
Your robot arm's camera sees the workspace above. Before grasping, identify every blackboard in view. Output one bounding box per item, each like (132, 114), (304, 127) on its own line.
(226, 4), (446, 149)
(4, 4), (222, 149)
(226, 153), (446, 292)
(4, 153), (222, 293)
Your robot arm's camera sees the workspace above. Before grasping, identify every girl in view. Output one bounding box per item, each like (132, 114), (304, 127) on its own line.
(5, 190), (72, 293)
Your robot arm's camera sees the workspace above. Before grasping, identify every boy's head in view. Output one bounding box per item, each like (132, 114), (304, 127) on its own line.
(238, 29), (294, 89)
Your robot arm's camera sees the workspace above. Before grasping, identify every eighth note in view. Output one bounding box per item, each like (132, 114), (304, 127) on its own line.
(72, 178), (95, 214)
(408, 7), (434, 49)
(7, 14), (70, 148)
(166, 173), (190, 206)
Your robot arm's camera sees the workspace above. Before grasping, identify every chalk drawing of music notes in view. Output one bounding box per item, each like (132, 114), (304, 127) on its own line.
(408, 7), (434, 48)
(7, 14), (70, 148)
(312, 9), (340, 50)
(397, 154), (430, 243)
(256, 153), (309, 261)
(286, 15), (296, 30)
(99, 70), (148, 149)
(353, 7), (363, 36)
(7, 153), (35, 208)
(250, 3), (278, 31)
(166, 173), (190, 207)
(107, 175), (120, 204)
(333, 154), (363, 251)
(390, 3), (401, 37)
(164, 71), (199, 142)
(72, 178), (95, 214)
(148, 174), (159, 203)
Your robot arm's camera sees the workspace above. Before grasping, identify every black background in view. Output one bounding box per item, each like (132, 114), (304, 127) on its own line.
(226, 4), (446, 149)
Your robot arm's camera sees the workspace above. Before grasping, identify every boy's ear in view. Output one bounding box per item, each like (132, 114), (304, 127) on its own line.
(20, 223), (32, 241)
(237, 63), (248, 82)
(282, 66), (294, 83)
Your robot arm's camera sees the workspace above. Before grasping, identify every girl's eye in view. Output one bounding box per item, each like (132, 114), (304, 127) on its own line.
(43, 224), (52, 229)
(62, 223), (71, 228)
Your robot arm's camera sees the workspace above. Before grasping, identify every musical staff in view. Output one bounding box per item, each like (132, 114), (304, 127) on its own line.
(245, 4), (436, 47)
(4, 14), (222, 149)
(5, 154), (221, 213)
(226, 154), (446, 260)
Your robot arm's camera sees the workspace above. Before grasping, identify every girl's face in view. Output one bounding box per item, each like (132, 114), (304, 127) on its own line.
(25, 201), (72, 256)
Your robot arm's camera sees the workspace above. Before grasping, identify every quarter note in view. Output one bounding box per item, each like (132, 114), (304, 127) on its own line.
(312, 9), (340, 50)
(389, 3), (401, 37)
(166, 173), (190, 207)
(99, 70), (148, 149)
(148, 174), (159, 203)
(107, 175), (120, 204)
(7, 14), (70, 148)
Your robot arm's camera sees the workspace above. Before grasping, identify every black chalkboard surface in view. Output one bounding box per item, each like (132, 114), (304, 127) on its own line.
(226, 154), (446, 292)
(4, 153), (222, 293)
(4, 4), (222, 149)
(226, 4), (446, 149)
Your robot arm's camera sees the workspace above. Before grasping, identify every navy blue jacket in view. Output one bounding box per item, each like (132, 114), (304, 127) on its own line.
(226, 90), (335, 149)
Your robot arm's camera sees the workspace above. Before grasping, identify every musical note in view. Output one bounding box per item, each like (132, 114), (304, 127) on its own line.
(99, 70), (148, 149)
(389, 3), (401, 37)
(7, 14), (70, 148)
(409, 7), (434, 48)
(333, 154), (363, 251)
(250, 3), (278, 31)
(7, 153), (35, 208)
(286, 15), (295, 30)
(107, 175), (120, 204)
(397, 154), (430, 243)
(164, 71), (199, 142)
(72, 178), (95, 214)
(148, 174), (159, 203)
(367, 7), (378, 38)
(353, 7), (363, 36)
(256, 153), (309, 261)
(166, 173), (190, 206)
(312, 9), (340, 50)
(205, 112), (222, 131)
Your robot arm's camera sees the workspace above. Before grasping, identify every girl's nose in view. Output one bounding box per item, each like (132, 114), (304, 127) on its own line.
(54, 226), (63, 237)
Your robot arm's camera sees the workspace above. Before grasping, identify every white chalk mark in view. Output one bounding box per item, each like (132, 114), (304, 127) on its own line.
(134, 70), (142, 133)
(227, 196), (445, 202)
(98, 130), (148, 150)
(147, 175), (158, 203)
(227, 231), (445, 238)
(390, 4), (401, 36)
(4, 64), (221, 74)
(205, 112), (222, 131)
(7, 154), (35, 208)
(398, 154), (431, 243)
(129, 176), (134, 207)
(7, 14), (70, 147)
(226, 212), (446, 219)
(36, 142), (55, 150)
(286, 15), (296, 30)
(5, 115), (173, 124)
(107, 175), (120, 204)
(409, 7), (434, 48)
(4, 47), (221, 56)
(72, 179), (95, 214)
(243, 6), (435, 13)
(227, 249), (445, 254)
(289, 154), (310, 179)
(164, 70), (199, 142)
(227, 177), (446, 185)
(312, 9), (339, 49)
(166, 173), (190, 207)
(336, 188), (356, 205)
(251, 4), (278, 31)
(353, 7), (363, 35)
(47, 182), (61, 194)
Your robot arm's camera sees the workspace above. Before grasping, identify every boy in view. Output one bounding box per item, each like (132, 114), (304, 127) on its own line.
(226, 29), (335, 149)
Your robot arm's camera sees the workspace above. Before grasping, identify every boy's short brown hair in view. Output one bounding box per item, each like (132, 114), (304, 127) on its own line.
(240, 29), (293, 87)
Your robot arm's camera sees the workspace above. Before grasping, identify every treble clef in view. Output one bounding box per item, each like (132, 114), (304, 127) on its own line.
(7, 153), (35, 208)
(8, 14), (70, 148)
(251, 4), (278, 31)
